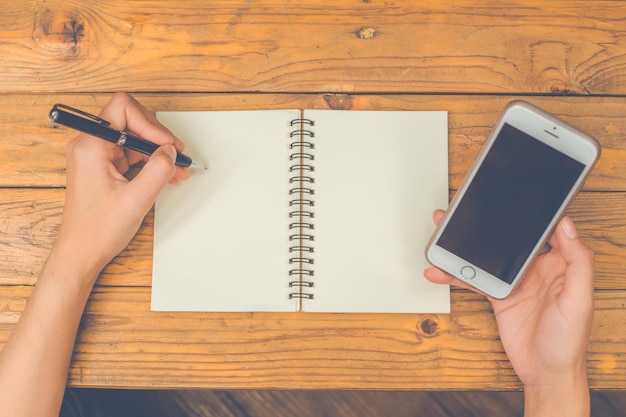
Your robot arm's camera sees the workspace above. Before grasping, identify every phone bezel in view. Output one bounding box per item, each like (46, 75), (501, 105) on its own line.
(425, 100), (600, 299)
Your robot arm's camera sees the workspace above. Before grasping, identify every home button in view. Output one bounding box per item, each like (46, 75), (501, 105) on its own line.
(460, 266), (476, 280)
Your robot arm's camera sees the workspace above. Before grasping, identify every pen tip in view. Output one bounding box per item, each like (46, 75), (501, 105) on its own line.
(190, 160), (207, 170)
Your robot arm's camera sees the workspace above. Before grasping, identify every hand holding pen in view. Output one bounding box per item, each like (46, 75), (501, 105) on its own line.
(53, 93), (196, 275)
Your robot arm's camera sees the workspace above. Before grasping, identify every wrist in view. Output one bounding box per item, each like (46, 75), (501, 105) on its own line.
(43, 240), (102, 296)
(523, 366), (589, 417)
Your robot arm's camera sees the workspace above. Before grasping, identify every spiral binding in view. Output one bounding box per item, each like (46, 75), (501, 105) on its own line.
(288, 118), (316, 301)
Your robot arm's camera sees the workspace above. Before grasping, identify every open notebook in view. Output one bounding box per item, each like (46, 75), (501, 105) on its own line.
(151, 110), (450, 313)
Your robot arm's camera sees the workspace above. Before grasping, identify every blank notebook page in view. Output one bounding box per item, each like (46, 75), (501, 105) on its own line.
(302, 110), (449, 313)
(152, 110), (298, 312)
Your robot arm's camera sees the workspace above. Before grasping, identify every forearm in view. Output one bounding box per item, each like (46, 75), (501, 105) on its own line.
(523, 367), (590, 417)
(0, 248), (98, 417)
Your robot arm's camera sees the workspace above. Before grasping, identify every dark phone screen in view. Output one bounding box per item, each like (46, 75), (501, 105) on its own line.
(437, 123), (585, 284)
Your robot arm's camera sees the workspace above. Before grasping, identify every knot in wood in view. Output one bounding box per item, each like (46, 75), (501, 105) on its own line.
(323, 94), (354, 110)
(355, 27), (377, 39)
(34, 9), (85, 50)
(550, 85), (579, 95)
(418, 317), (439, 336)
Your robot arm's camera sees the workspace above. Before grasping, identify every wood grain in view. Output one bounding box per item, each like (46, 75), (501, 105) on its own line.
(1, 1), (625, 94)
(1, 188), (624, 289)
(1, 286), (625, 390)
(61, 389), (527, 417)
(1, 94), (625, 189)
(58, 388), (626, 417)
(61, 388), (626, 417)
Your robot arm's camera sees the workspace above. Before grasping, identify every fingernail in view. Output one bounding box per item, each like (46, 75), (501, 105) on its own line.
(163, 144), (177, 163)
(562, 216), (578, 239)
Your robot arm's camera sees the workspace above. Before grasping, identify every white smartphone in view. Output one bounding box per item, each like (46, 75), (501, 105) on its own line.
(425, 100), (600, 299)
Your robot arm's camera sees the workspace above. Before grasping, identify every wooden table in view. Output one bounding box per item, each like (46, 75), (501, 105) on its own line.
(1, 1), (625, 390)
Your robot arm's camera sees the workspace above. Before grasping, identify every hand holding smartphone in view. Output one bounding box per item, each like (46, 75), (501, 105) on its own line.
(425, 101), (600, 299)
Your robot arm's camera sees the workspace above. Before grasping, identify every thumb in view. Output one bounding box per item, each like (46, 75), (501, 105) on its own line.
(127, 144), (177, 209)
(554, 216), (595, 310)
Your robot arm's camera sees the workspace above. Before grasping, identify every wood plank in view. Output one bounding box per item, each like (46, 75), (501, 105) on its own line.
(61, 389), (526, 417)
(1, 189), (624, 289)
(1, 94), (625, 189)
(1, 1), (625, 94)
(60, 388), (626, 417)
(1, 286), (625, 390)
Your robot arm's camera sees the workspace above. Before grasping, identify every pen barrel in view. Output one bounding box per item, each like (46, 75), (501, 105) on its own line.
(123, 134), (159, 155)
(175, 152), (193, 167)
(124, 134), (192, 167)
(50, 109), (121, 143)
(50, 105), (193, 168)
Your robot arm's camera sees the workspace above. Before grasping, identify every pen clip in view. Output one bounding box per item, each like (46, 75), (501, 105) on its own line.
(51, 103), (112, 127)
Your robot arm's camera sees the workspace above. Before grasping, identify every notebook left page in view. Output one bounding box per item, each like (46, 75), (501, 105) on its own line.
(151, 110), (300, 312)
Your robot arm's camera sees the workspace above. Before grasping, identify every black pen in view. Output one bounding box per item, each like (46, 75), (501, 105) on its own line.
(49, 104), (207, 170)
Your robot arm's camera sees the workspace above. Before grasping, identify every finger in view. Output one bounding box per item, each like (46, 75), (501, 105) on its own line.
(125, 149), (189, 184)
(113, 151), (131, 175)
(171, 166), (191, 183)
(537, 241), (552, 256)
(432, 209), (445, 225)
(553, 216), (595, 309)
(125, 144), (177, 212)
(424, 266), (476, 292)
(100, 93), (185, 151)
(544, 220), (562, 253)
(125, 97), (186, 151)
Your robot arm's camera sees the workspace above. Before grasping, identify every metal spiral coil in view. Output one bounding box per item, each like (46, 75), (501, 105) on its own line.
(287, 117), (316, 301)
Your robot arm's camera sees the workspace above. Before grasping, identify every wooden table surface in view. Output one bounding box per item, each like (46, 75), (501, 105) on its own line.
(1, 1), (625, 390)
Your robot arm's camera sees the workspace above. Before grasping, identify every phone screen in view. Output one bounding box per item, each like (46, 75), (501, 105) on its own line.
(436, 123), (585, 284)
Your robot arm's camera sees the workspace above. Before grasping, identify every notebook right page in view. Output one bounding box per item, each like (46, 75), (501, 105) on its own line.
(304, 110), (450, 313)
